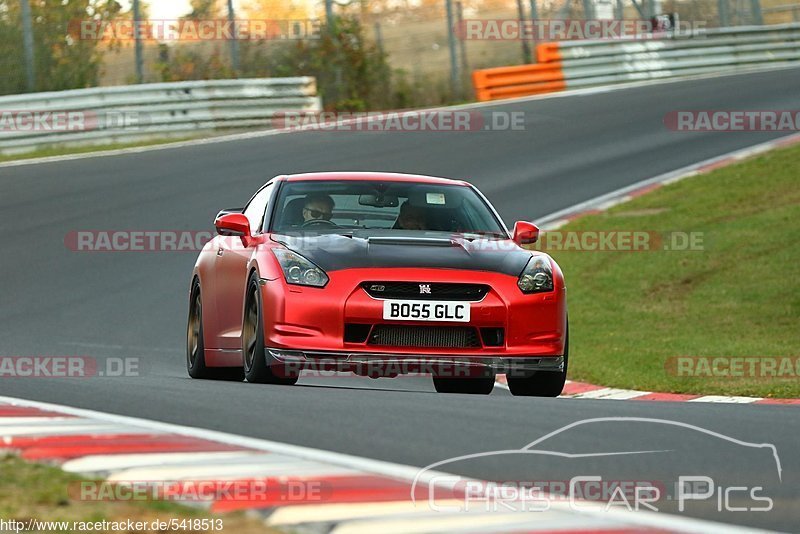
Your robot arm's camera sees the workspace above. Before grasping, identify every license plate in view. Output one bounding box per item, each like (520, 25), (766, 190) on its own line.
(382, 300), (470, 322)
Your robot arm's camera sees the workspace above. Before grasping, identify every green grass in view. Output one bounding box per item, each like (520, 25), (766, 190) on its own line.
(547, 143), (800, 398)
(0, 137), (200, 163)
(0, 455), (278, 533)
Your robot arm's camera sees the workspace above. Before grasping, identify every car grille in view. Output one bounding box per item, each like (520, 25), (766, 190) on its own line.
(368, 325), (481, 348)
(362, 282), (488, 301)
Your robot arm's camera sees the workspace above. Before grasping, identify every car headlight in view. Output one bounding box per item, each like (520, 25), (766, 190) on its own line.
(273, 249), (329, 287)
(518, 256), (554, 294)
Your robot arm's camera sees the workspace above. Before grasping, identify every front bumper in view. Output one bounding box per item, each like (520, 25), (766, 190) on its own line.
(260, 267), (567, 360)
(267, 347), (565, 376)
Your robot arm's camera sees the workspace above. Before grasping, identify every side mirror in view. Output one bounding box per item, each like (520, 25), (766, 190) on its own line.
(215, 213), (250, 237)
(513, 221), (539, 245)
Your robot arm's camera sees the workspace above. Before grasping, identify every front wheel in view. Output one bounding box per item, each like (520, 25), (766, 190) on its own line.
(242, 273), (298, 385)
(187, 279), (243, 381)
(507, 324), (569, 397)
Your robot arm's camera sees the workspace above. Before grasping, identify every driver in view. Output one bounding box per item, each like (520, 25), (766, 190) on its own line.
(302, 194), (335, 223)
(395, 201), (427, 230)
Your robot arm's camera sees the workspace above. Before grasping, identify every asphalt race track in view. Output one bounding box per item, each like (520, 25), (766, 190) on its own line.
(1, 68), (799, 531)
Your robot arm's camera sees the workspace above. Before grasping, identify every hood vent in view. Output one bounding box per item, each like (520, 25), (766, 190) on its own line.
(367, 236), (456, 247)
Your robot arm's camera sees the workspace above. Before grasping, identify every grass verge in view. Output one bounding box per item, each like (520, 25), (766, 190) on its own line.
(0, 455), (278, 534)
(0, 137), (200, 164)
(546, 143), (799, 398)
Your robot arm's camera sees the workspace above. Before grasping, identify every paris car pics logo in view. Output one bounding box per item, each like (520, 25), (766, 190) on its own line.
(410, 417), (780, 514)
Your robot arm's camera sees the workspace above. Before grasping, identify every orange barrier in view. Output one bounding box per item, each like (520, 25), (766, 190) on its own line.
(535, 42), (562, 63)
(472, 42), (564, 101)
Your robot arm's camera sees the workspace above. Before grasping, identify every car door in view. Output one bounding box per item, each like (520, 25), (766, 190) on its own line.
(213, 183), (273, 350)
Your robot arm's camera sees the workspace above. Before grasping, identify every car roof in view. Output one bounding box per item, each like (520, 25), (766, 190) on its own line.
(276, 171), (470, 186)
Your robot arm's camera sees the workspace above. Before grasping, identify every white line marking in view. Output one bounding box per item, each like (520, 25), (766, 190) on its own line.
(688, 396), (763, 404)
(0, 417), (76, 426)
(569, 388), (652, 400)
(0, 421), (151, 437)
(108, 460), (357, 482)
(62, 451), (261, 474)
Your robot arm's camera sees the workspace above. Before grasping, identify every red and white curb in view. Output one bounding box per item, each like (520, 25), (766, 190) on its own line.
(513, 132), (800, 407)
(0, 395), (760, 534)
(494, 378), (800, 405)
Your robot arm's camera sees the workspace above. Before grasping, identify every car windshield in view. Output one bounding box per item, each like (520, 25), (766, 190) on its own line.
(270, 180), (507, 237)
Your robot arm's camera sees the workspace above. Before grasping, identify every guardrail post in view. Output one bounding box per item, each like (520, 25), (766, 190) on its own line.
(516, 0), (532, 63)
(325, 0), (336, 31)
(133, 0), (144, 83)
(719, 0), (730, 27)
(227, 0), (240, 74)
(750, 0), (763, 24)
(456, 2), (470, 83)
(581, 0), (595, 19)
(374, 21), (385, 57)
(20, 0), (36, 91)
(529, 0), (539, 62)
(445, 0), (462, 96)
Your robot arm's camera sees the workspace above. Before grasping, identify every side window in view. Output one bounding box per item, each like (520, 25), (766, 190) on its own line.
(243, 184), (272, 235)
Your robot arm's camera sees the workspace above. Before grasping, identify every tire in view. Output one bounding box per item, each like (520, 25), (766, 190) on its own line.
(432, 367), (495, 395)
(507, 323), (569, 397)
(242, 273), (298, 385)
(187, 279), (244, 381)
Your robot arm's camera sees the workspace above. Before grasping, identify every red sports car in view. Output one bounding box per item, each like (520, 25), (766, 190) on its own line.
(187, 172), (567, 396)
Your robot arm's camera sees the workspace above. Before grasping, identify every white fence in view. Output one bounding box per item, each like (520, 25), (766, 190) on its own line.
(0, 78), (321, 155)
(556, 23), (800, 88)
(474, 23), (800, 101)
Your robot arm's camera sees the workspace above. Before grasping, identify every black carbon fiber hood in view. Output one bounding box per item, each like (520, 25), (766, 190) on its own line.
(272, 232), (532, 276)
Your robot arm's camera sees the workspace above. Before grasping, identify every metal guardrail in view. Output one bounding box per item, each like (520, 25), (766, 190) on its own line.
(0, 78), (321, 155)
(472, 23), (800, 101)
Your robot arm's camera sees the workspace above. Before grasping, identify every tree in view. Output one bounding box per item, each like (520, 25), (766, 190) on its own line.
(153, 0), (233, 82)
(0, 0), (123, 95)
(185, 0), (222, 19)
